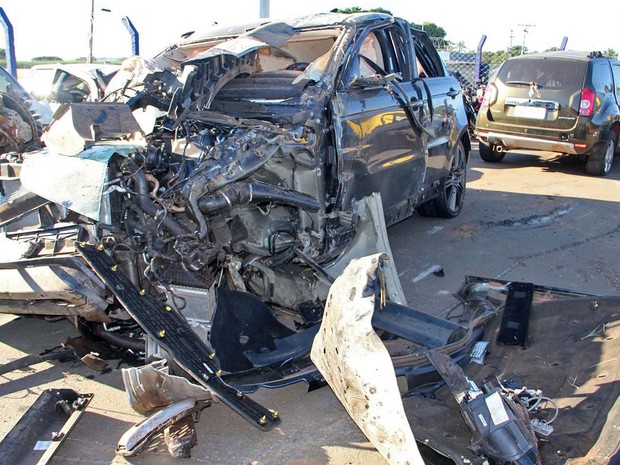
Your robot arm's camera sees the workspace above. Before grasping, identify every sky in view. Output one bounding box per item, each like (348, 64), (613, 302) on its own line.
(2, 0), (620, 61)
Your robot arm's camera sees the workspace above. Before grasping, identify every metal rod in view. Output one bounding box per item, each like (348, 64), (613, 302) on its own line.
(0, 8), (18, 78)
(122, 16), (140, 56)
(475, 35), (487, 82)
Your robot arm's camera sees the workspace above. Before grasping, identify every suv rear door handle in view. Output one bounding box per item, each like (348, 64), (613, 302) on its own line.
(447, 88), (460, 98)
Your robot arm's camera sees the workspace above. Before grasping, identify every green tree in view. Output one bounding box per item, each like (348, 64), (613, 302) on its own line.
(508, 45), (524, 57)
(332, 7), (392, 14)
(0, 49), (5, 60)
(604, 48), (618, 58)
(410, 22), (447, 39)
(33, 56), (63, 62)
(453, 41), (468, 53)
(482, 50), (510, 65)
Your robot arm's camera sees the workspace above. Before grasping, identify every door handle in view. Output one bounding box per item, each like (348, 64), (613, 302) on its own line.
(410, 98), (423, 109)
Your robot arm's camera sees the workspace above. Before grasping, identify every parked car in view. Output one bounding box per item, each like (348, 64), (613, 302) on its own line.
(475, 51), (620, 175)
(20, 63), (119, 108)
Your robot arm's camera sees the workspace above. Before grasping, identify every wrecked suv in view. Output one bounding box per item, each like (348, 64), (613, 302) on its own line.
(0, 12), (471, 425)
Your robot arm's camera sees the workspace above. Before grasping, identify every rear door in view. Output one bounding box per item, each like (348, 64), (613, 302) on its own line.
(410, 29), (461, 185)
(490, 57), (587, 133)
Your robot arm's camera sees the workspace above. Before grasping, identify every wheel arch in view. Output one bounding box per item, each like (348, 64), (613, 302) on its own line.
(609, 121), (620, 149)
(459, 128), (471, 162)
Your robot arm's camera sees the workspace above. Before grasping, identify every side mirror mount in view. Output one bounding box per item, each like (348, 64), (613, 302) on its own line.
(348, 72), (402, 89)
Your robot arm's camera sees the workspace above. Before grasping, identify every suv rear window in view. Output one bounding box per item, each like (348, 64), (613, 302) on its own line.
(497, 58), (586, 90)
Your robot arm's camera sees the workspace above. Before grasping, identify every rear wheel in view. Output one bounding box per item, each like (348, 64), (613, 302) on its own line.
(585, 134), (616, 176)
(479, 140), (505, 162)
(418, 141), (467, 218)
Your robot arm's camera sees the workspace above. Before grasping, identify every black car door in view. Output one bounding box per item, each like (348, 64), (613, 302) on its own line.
(410, 28), (459, 186)
(331, 22), (432, 225)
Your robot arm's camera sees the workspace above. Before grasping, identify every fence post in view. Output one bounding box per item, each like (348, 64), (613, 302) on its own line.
(559, 37), (568, 51)
(0, 8), (17, 78)
(122, 16), (140, 56)
(475, 35), (487, 82)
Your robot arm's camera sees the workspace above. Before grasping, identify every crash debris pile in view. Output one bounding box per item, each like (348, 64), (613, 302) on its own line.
(0, 12), (618, 465)
(2, 12), (471, 400)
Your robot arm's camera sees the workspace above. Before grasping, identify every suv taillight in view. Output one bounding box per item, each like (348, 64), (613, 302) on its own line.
(579, 88), (595, 116)
(482, 82), (498, 107)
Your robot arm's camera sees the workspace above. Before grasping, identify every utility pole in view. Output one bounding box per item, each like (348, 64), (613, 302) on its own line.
(518, 24), (535, 55)
(508, 29), (514, 53)
(259, 0), (270, 18)
(88, 0), (94, 63)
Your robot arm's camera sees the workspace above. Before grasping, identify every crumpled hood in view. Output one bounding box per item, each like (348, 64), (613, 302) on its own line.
(20, 145), (137, 221)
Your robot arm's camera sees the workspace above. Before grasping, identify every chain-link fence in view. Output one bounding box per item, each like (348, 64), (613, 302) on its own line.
(429, 37), (522, 93)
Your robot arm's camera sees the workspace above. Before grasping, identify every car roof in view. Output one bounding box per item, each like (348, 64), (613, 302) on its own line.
(173, 12), (393, 47)
(507, 51), (611, 62)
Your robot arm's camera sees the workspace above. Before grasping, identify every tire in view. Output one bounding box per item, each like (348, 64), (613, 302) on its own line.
(585, 134), (615, 176)
(418, 141), (467, 218)
(479, 140), (505, 162)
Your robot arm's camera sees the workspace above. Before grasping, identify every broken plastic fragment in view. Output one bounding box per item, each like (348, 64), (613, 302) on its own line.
(470, 341), (490, 365)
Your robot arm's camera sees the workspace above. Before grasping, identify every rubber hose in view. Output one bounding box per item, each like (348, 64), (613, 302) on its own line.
(92, 324), (145, 352)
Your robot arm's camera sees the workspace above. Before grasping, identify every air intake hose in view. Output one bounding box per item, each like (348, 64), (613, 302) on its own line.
(198, 181), (321, 214)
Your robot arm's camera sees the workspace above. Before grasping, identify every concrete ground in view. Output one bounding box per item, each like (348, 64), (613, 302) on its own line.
(1, 145), (619, 465)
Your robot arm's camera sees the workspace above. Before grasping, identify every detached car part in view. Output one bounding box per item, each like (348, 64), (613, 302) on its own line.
(0, 389), (92, 465)
(121, 359), (213, 415)
(425, 350), (541, 465)
(311, 254), (425, 465)
(402, 278), (620, 465)
(117, 398), (208, 458)
(118, 360), (213, 458)
(0, 64), (50, 154)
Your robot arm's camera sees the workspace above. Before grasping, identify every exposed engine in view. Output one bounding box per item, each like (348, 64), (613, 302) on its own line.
(0, 18), (408, 372)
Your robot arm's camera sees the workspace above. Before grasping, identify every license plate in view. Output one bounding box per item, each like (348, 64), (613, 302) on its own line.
(514, 105), (546, 119)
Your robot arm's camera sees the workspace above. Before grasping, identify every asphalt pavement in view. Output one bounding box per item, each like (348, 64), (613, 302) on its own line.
(1, 144), (619, 465)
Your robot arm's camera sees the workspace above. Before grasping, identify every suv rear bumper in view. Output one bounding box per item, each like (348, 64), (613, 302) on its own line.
(477, 131), (584, 155)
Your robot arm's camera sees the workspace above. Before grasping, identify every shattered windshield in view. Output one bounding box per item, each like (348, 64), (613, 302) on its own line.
(172, 24), (342, 84)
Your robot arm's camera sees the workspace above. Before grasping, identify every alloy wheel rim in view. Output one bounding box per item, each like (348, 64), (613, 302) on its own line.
(604, 140), (614, 173)
(445, 147), (466, 212)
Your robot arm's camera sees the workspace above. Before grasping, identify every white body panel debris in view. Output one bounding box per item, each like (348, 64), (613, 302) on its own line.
(311, 253), (424, 465)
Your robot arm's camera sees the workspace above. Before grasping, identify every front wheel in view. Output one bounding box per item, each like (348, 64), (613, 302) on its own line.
(585, 135), (616, 176)
(418, 141), (467, 218)
(479, 140), (505, 162)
